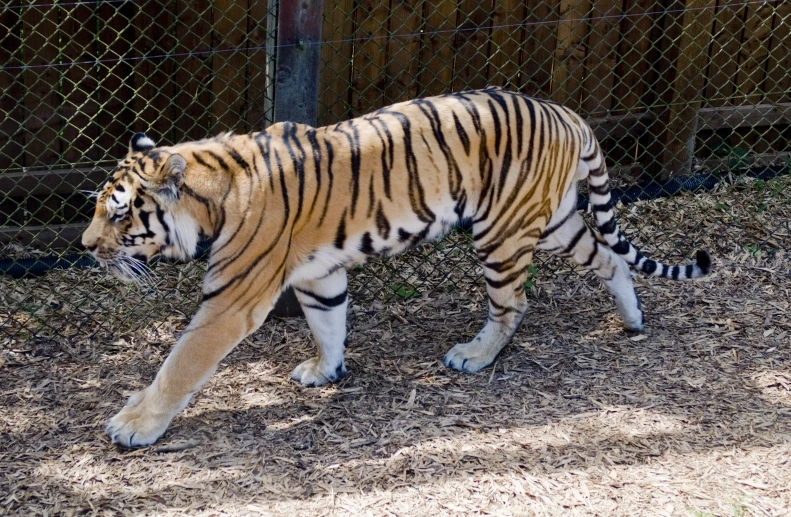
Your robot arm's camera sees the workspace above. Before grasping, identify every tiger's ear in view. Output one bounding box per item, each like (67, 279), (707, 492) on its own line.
(152, 154), (187, 203)
(129, 132), (156, 155)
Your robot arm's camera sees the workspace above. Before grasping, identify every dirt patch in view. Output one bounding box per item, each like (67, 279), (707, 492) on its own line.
(1, 174), (790, 516)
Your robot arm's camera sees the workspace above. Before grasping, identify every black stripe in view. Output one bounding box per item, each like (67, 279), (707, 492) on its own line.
(540, 207), (575, 238)
(489, 99), (502, 154)
(484, 269), (525, 289)
(589, 182), (610, 195)
(302, 304), (331, 312)
(359, 232), (374, 255)
(369, 118), (394, 199)
(581, 241), (598, 267)
(318, 140), (335, 227)
(685, 264), (694, 278)
(295, 288), (347, 308)
(224, 145), (252, 177)
(563, 226), (587, 254)
(611, 239), (629, 255)
(672, 266), (680, 280)
(641, 259), (657, 275)
(512, 94), (523, 158)
(598, 216), (617, 235)
(205, 150), (231, 171)
(335, 210), (347, 249)
(376, 204), (391, 240)
(283, 124), (306, 221)
(193, 152), (212, 169)
(591, 199), (614, 212)
(453, 112), (470, 155)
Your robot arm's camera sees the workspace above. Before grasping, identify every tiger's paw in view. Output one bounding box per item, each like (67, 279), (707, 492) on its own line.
(291, 358), (347, 387)
(443, 341), (499, 373)
(106, 389), (177, 448)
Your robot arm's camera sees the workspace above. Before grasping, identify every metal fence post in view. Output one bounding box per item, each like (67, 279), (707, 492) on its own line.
(269, 0), (324, 318)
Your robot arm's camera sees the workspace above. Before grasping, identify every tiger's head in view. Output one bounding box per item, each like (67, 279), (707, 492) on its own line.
(82, 133), (200, 283)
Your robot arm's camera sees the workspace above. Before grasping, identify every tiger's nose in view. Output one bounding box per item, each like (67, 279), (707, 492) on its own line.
(81, 233), (99, 253)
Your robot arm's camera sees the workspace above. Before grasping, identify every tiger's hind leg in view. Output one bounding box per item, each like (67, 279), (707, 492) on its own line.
(537, 189), (644, 330)
(443, 236), (534, 373)
(291, 268), (349, 386)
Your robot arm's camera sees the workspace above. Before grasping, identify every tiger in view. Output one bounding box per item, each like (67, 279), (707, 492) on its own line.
(82, 88), (711, 447)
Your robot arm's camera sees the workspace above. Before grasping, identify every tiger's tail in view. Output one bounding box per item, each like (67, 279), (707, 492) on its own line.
(580, 127), (711, 280)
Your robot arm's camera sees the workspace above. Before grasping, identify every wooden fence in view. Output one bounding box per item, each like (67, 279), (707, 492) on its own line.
(317, 0), (791, 177)
(0, 0), (789, 251)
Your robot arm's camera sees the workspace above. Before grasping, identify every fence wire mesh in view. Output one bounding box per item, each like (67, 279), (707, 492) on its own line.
(1, 0), (790, 346)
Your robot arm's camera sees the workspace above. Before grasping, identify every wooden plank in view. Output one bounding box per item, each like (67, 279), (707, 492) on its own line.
(132, 1), (176, 143)
(698, 103), (791, 130)
(21, 0), (61, 169)
(212, 0), (249, 132)
(416, 0), (457, 97)
(582, 0), (622, 116)
(734, 1), (775, 106)
(0, 167), (111, 198)
(703, 0), (745, 107)
(383, 0), (423, 104)
(757, 2), (791, 155)
(550, 0), (590, 110)
(173, 0), (213, 141)
(0, 4), (25, 171)
(318, 0), (356, 125)
(703, 150), (791, 171)
(763, 2), (791, 103)
(658, 0), (717, 179)
(612, 0), (655, 115)
(516, 0), (558, 98)
(451, 0), (494, 92)
(60, 2), (101, 165)
(245, 0), (275, 131)
(350, 0), (390, 116)
(588, 112), (654, 141)
(95, 2), (136, 163)
(0, 224), (86, 251)
(486, 0), (524, 88)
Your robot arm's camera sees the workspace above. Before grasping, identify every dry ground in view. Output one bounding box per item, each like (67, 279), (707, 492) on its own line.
(1, 174), (790, 516)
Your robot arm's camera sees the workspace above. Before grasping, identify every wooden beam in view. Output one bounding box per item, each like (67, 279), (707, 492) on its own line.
(698, 102), (791, 130)
(703, 151), (791, 171)
(587, 112), (655, 141)
(658, 0), (717, 180)
(271, 0), (325, 318)
(0, 224), (86, 250)
(0, 167), (111, 198)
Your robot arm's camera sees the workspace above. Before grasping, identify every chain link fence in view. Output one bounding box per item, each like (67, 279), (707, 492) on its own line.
(1, 0), (790, 346)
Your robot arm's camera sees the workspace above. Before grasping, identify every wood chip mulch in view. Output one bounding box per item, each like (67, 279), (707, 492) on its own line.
(1, 173), (790, 516)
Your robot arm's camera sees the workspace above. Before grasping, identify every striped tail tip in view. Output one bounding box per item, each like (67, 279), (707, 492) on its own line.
(695, 250), (712, 276)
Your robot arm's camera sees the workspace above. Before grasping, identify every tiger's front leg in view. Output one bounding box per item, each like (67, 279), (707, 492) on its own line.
(106, 296), (273, 447)
(291, 268), (349, 386)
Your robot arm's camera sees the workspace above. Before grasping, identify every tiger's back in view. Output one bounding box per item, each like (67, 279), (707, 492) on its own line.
(82, 88), (711, 447)
(273, 90), (587, 288)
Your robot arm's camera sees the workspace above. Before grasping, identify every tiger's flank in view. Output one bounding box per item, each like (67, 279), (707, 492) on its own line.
(81, 88), (712, 447)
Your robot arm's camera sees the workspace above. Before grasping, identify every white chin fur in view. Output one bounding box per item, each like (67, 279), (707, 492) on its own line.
(168, 210), (200, 260)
